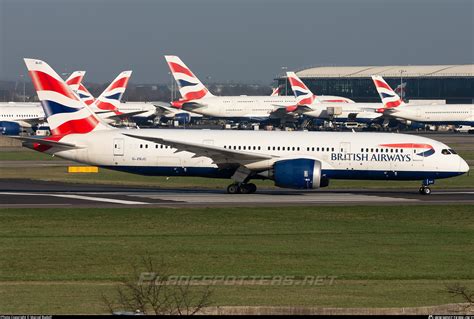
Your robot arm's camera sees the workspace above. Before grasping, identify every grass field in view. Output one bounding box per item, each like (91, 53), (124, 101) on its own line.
(0, 205), (472, 313)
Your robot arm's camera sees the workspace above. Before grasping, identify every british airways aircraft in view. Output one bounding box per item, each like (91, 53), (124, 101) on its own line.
(0, 71), (88, 135)
(0, 70), (155, 135)
(372, 75), (474, 127)
(286, 72), (383, 124)
(165, 55), (354, 122)
(17, 59), (469, 195)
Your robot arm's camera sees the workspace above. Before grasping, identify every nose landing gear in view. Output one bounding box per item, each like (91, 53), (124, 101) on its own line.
(226, 183), (257, 194)
(419, 178), (434, 195)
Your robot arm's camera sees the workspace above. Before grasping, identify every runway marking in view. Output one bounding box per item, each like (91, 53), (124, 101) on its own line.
(0, 192), (150, 205)
(129, 193), (419, 203)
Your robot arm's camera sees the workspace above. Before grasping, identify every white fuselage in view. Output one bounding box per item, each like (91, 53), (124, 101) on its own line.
(301, 102), (383, 123)
(183, 95), (351, 120)
(0, 101), (156, 126)
(387, 104), (474, 126)
(43, 130), (469, 182)
(0, 103), (45, 127)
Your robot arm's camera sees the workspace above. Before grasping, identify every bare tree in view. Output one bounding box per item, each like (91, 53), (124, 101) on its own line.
(103, 256), (212, 315)
(444, 283), (473, 312)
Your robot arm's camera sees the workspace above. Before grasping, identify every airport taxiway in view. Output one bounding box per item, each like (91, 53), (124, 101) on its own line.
(0, 179), (473, 208)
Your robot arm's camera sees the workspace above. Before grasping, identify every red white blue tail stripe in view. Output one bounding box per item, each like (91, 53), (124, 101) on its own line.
(270, 87), (280, 96)
(286, 72), (316, 105)
(165, 55), (214, 101)
(372, 75), (405, 108)
(286, 72), (353, 105)
(24, 58), (108, 142)
(65, 71), (85, 91)
(65, 71), (96, 105)
(94, 71), (132, 115)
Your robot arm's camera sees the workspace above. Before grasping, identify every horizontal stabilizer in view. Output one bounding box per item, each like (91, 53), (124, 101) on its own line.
(12, 136), (79, 149)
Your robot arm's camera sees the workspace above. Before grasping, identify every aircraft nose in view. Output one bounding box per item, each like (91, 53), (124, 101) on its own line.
(459, 157), (470, 173)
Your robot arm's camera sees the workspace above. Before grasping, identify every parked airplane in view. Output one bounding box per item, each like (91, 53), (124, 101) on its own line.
(0, 70), (156, 134)
(154, 101), (203, 125)
(165, 55), (354, 123)
(74, 71), (157, 124)
(286, 72), (382, 124)
(0, 102), (45, 135)
(373, 76), (474, 127)
(18, 59), (469, 196)
(0, 71), (86, 135)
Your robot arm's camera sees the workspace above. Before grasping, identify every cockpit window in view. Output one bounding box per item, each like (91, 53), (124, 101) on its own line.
(441, 149), (450, 155)
(448, 149), (457, 154)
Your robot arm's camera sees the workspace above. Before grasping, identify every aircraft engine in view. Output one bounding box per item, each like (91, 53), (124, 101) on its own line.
(272, 158), (329, 189)
(174, 113), (191, 125)
(0, 121), (21, 135)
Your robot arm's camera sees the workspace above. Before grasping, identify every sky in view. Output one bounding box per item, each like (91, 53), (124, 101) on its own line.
(0, 0), (472, 84)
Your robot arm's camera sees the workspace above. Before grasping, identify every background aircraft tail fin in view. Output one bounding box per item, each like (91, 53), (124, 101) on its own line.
(164, 55), (214, 100)
(286, 72), (317, 105)
(371, 75), (405, 108)
(24, 58), (110, 136)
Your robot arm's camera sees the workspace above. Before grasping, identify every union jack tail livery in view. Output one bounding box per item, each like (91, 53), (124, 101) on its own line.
(94, 71), (132, 115)
(65, 71), (96, 105)
(65, 71), (86, 91)
(24, 58), (109, 138)
(286, 72), (317, 105)
(270, 87), (280, 96)
(164, 55), (214, 101)
(372, 75), (405, 109)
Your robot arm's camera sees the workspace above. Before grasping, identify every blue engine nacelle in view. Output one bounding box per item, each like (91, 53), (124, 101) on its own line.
(174, 113), (191, 125)
(0, 121), (21, 135)
(273, 158), (329, 189)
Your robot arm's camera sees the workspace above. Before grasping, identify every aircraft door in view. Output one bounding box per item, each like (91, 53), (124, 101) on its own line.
(113, 138), (125, 164)
(113, 138), (124, 156)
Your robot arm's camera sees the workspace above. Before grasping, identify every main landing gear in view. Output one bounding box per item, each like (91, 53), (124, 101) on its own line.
(419, 178), (434, 195)
(227, 183), (257, 194)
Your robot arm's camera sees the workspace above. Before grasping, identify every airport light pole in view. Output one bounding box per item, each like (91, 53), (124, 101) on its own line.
(19, 74), (25, 102)
(169, 71), (173, 102)
(399, 69), (406, 101)
(281, 66), (288, 95)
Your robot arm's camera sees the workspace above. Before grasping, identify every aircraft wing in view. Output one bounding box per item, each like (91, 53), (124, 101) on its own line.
(180, 102), (206, 111)
(123, 133), (274, 165)
(12, 136), (79, 149)
(105, 110), (149, 121)
(21, 117), (46, 125)
(154, 104), (176, 115)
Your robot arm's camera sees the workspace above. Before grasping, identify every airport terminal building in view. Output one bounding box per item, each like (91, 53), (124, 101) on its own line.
(278, 65), (474, 104)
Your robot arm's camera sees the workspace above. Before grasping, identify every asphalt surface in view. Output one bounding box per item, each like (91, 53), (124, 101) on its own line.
(0, 179), (473, 208)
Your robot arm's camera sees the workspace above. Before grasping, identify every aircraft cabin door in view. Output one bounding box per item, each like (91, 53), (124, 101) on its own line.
(113, 139), (124, 163)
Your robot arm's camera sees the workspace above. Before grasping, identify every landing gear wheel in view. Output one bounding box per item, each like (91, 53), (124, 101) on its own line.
(247, 183), (257, 194)
(227, 184), (240, 194)
(240, 183), (257, 194)
(422, 187), (431, 195)
(419, 186), (431, 195)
